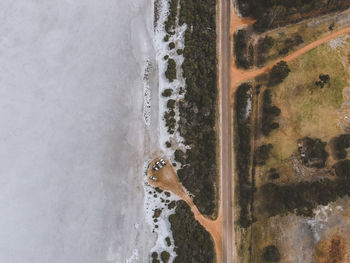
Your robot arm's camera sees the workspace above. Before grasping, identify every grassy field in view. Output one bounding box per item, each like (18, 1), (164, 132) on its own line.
(236, 22), (350, 263)
(259, 38), (350, 181)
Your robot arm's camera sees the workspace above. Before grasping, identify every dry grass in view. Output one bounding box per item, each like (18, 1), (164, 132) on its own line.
(262, 40), (350, 177)
(259, 8), (350, 67)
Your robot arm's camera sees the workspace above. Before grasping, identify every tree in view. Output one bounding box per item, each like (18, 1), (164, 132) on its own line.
(319, 74), (330, 83)
(162, 89), (173, 97)
(269, 61), (290, 86)
(263, 245), (281, 262)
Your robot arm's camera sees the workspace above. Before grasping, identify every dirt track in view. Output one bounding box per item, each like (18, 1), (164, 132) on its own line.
(231, 24), (350, 90)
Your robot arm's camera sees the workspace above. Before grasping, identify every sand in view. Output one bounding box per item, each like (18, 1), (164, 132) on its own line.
(0, 0), (157, 262)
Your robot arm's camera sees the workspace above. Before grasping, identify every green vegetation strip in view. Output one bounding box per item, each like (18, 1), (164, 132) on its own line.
(175, 0), (217, 216)
(169, 201), (215, 263)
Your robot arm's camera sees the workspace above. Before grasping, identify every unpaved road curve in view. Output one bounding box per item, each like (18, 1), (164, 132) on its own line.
(231, 24), (350, 90)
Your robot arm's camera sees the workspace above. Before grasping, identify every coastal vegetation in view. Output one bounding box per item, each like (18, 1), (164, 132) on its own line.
(165, 58), (177, 82)
(173, 0), (217, 216)
(168, 201), (215, 263)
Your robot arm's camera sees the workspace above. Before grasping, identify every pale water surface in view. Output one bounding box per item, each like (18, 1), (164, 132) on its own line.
(0, 0), (156, 262)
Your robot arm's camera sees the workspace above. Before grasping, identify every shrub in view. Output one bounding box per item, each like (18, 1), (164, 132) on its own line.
(176, 49), (183, 55)
(331, 134), (350, 159)
(167, 99), (176, 109)
(165, 237), (171, 247)
(166, 141), (172, 148)
(269, 61), (290, 86)
(162, 89), (173, 97)
(160, 251), (170, 263)
(263, 245), (280, 262)
(169, 42), (175, 49)
(165, 59), (177, 82)
(298, 137), (329, 168)
(255, 144), (273, 165)
(333, 160), (350, 178)
(262, 89), (281, 136)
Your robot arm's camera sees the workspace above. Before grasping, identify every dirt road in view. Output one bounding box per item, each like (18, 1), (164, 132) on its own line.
(217, 0), (234, 261)
(231, 24), (350, 90)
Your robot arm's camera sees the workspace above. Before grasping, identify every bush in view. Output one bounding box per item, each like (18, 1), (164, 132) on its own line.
(160, 251), (170, 263)
(165, 237), (171, 247)
(162, 89), (173, 97)
(331, 134), (350, 159)
(298, 137), (329, 168)
(169, 42), (175, 49)
(169, 201), (215, 263)
(333, 160), (350, 178)
(166, 141), (172, 148)
(164, 0), (178, 34)
(176, 49), (183, 55)
(261, 89), (281, 136)
(269, 61), (290, 86)
(234, 29), (253, 69)
(263, 245), (280, 262)
(255, 144), (273, 165)
(167, 99), (176, 109)
(165, 59), (177, 82)
(152, 252), (160, 263)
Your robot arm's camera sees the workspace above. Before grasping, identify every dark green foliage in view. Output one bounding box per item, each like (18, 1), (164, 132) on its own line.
(255, 144), (273, 165)
(298, 137), (329, 168)
(152, 252), (160, 263)
(164, 110), (176, 134)
(234, 29), (253, 69)
(235, 83), (254, 227)
(333, 160), (350, 178)
(169, 42), (175, 49)
(160, 251), (170, 263)
(263, 245), (280, 262)
(164, 35), (170, 42)
(175, 0), (217, 216)
(165, 59), (177, 82)
(319, 74), (330, 83)
(155, 187), (163, 193)
(162, 88), (173, 97)
(165, 237), (171, 247)
(153, 208), (162, 218)
(260, 178), (350, 217)
(269, 61), (290, 86)
(168, 201), (176, 210)
(331, 134), (350, 159)
(166, 141), (172, 148)
(315, 74), (330, 88)
(164, 0), (179, 34)
(167, 99), (176, 109)
(169, 201), (215, 263)
(268, 173), (280, 180)
(174, 149), (186, 165)
(262, 89), (281, 136)
(237, 0), (350, 32)
(164, 55), (169, 60)
(176, 49), (183, 55)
